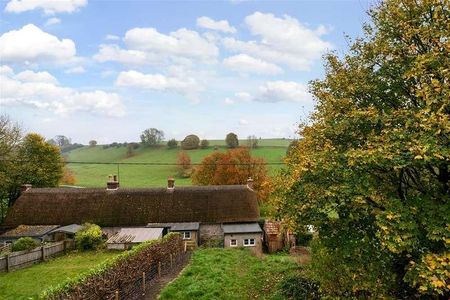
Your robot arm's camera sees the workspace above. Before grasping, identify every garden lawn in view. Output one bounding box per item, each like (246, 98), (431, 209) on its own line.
(0, 250), (120, 300)
(159, 248), (300, 300)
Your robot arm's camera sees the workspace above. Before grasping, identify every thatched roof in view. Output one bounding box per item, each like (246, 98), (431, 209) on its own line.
(0, 225), (59, 238)
(3, 185), (259, 227)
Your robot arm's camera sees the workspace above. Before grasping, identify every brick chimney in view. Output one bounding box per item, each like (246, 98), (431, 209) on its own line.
(21, 184), (32, 193)
(167, 177), (175, 189)
(247, 177), (254, 190)
(107, 175), (119, 190)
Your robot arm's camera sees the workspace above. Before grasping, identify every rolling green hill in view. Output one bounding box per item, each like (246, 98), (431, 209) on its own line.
(64, 139), (290, 188)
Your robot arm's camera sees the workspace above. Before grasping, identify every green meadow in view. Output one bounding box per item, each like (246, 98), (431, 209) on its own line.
(64, 139), (290, 188)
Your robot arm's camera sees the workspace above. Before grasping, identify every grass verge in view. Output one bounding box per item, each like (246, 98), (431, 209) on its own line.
(0, 250), (120, 300)
(159, 248), (300, 300)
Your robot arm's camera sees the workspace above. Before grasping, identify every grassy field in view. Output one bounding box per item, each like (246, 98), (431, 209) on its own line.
(159, 248), (300, 300)
(0, 250), (120, 300)
(64, 139), (290, 188)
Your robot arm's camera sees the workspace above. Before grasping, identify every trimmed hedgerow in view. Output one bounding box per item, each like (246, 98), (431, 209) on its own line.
(40, 233), (182, 299)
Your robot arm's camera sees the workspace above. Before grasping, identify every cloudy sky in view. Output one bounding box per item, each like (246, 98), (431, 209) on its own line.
(0, 0), (370, 144)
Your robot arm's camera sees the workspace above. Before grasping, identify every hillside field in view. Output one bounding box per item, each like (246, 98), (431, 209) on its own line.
(64, 139), (290, 188)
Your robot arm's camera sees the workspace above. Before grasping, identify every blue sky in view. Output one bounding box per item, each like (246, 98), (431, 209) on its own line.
(0, 0), (370, 144)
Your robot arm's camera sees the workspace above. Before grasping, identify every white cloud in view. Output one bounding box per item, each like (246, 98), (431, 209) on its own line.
(224, 92), (252, 104)
(105, 34), (120, 41)
(45, 17), (61, 26)
(223, 12), (332, 70)
(223, 54), (283, 75)
(115, 70), (202, 96)
(224, 98), (234, 105)
(5, 0), (87, 14)
(0, 24), (76, 64)
(255, 81), (312, 103)
(14, 70), (58, 84)
(94, 44), (159, 66)
(96, 27), (218, 67)
(64, 66), (86, 74)
(196, 16), (236, 33)
(0, 66), (124, 117)
(239, 119), (249, 125)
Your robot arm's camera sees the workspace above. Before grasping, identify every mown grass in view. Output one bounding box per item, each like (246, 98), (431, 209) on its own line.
(65, 139), (289, 188)
(159, 248), (300, 300)
(0, 250), (120, 300)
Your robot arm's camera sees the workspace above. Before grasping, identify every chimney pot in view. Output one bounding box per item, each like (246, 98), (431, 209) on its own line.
(21, 184), (32, 192)
(247, 177), (254, 190)
(107, 174), (119, 190)
(167, 177), (175, 189)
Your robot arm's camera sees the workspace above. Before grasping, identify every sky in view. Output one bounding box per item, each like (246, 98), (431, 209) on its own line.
(0, 0), (371, 144)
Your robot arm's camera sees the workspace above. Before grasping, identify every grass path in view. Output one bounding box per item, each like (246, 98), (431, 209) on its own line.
(159, 248), (300, 300)
(0, 250), (120, 300)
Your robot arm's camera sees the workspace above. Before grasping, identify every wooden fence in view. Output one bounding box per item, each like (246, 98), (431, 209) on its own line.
(0, 240), (74, 272)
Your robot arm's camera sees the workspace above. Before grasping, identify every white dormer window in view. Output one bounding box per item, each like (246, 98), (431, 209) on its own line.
(182, 231), (191, 240)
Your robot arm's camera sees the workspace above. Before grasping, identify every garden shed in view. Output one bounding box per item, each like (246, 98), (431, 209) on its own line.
(0, 225), (60, 244)
(49, 224), (83, 241)
(106, 227), (163, 250)
(223, 223), (263, 252)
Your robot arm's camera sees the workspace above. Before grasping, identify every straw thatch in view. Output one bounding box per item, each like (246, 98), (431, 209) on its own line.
(3, 185), (259, 227)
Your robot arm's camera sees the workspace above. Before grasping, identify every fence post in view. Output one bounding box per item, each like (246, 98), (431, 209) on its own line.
(142, 272), (146, 295)
(5, 253), (10, 272)
(170, 253), (173, 268)
(184, 241), (187, 252)
(158, 261), (161, 277)
(41, 245), (46, 262)
(115, 290), (119, 300)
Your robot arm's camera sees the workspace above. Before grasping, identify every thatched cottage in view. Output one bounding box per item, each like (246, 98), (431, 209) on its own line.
(2, 178), (262, 250)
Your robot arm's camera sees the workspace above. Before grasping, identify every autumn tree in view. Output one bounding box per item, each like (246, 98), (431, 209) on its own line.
(192, 147), (269, 200)
(140, 128), (164, 147)
(225, 132), (239, 148)
(273, 0), (449, 298)
(176, 151), (192, 178)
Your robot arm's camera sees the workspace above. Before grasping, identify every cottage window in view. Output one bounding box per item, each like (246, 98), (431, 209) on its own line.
(230, 239), (237, 247)
(182, 231), (191, 240)
(243, 238), (255, 246)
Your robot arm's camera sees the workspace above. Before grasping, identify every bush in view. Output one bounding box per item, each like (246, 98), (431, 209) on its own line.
(225, 133), (239, 148)
(167, 139), (178, 149)
(181, 135), (200, 150)
(200, 139), (209, 149)
(279, 275), (322, 300)
(11, 237), (39, 252)
(74, 223), (104, 251)
(296, 232), (313, 246)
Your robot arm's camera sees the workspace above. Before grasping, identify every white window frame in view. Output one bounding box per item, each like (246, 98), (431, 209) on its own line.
(243, 238), (255, 246)
(182, 231), (191, 240)
(230, 239), (237, 247)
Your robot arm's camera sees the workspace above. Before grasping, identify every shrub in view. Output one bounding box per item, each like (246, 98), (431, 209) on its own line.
(176, 151), (192, 178)
(11, 237), (39, 252)
(225, 133), (239, 148)
(296, 232), (313, 246)
(167, 139), (178, 149)
(279, 274), (322, 300)
(200, 139), (209, 149)
(74, 223), (104, 251)
(181, 135), (200, 150)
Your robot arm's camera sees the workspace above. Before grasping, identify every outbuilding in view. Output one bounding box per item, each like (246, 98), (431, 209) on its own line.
(0, 225), (60, 244)
(222, 223), (263, 252)
(49, 224), (83, 241)
(147, 222), (200, 249)
(106, 227), (163, 250)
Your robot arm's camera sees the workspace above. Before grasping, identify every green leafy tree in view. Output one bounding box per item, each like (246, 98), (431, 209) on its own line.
(225, 132), (239, 148)
(88, 140), (97, 147)
(75, 223), (104, 251)
(54, 135), (70, 148)
(200, 139), (209, 149)
(246, 135), (258, 149)
(167, 138), (178, 149)
(140, 128), (164, 147)
(273, 0), (449, 298)
(181, 134), (200, 150)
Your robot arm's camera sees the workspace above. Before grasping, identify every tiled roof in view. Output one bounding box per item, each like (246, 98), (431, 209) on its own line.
(222, 223), (262, 234)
